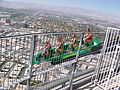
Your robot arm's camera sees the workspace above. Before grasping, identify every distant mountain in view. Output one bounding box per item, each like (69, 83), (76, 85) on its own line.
(0, 0), (120, 23)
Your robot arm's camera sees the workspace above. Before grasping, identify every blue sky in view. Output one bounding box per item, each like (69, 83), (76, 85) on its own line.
(6, 0), (120, 16)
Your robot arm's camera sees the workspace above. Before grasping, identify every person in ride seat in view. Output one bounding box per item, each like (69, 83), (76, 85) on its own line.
(71, 34), (78, 51)
(56, 37), (64, 52)
(43, 41), (52, 56)
(84, 28), (93, 46)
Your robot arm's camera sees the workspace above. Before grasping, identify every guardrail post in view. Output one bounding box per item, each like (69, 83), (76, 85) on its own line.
(69, 33), (84, 90)
(27, 35), (37, 90)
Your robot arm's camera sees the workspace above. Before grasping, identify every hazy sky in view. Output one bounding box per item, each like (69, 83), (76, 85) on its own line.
(5, 0), (120, 16)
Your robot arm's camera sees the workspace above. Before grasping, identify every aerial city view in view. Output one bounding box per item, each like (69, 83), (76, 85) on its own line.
(0, 0), (120, 90)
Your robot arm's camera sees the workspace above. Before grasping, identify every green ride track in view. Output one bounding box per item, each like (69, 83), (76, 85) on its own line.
(33, 40), (100, 64)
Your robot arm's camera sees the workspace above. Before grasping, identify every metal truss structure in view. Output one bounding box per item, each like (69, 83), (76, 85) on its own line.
(93, 27), (120, 90)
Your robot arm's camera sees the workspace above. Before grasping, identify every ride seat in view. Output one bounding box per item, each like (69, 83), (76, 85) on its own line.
(49, 48), (56, 55)
(87, 40), (93, 46)
(64, 44), (70, 51)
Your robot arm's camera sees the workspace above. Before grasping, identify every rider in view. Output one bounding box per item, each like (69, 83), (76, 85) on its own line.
(56, 37), (64, 52)
(43, 41), (52, 56)
(84, 28), (93, 46)
(71, 34), (78, 51)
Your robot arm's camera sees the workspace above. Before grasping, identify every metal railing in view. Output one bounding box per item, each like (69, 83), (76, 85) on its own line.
(0, 31), (105, 90)
(92, 27), (120, 90)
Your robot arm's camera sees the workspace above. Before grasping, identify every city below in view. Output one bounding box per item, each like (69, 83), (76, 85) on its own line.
(0, 0), (120, 90)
